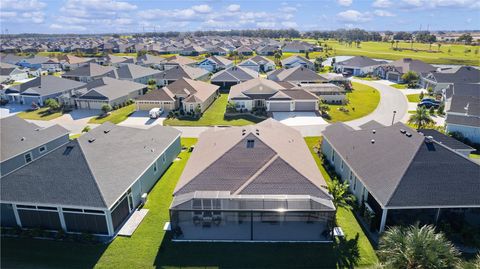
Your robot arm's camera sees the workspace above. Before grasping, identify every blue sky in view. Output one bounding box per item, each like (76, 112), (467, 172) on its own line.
(0, 0), (479, 34)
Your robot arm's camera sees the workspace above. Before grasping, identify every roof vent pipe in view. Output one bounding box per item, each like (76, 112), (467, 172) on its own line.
(371, 139), (375, 144)
(425, 136), (434, 143)
(372, 129), (376, 134)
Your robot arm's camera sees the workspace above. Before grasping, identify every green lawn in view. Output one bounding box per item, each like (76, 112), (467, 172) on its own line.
(69, 133), (82, 140)
(391, 84), (408, 89)
(88, 104), (135, 124)
(163, 94), (262, 126)
(305, 137), (379, 267)
(326, 82), (380, 123)
(17, 107), (63, 121)
(469, 153), (480, 159)
(353, 76), (379, 81)
(2, 137), (379, 268)
(321, 40), (480, 66)
(406, 94), (421, 102)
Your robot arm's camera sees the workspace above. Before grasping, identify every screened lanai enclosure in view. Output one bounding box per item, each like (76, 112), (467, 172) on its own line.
(169, 191), (336, 242)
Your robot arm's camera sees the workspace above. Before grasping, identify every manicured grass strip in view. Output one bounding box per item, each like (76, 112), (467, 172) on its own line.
(326, 82), (380, 123)
(17, 107), (63, 121)
(470, 153), (480, 159)
(163, 93), (261, 126)
(305, 137), (379, 267)
(88, 104), (135, 124)
(353, 76), (379, 81)
(391, 84), (408, 89)
(406, 94), (421, 103)
(69, 134), (82, 140)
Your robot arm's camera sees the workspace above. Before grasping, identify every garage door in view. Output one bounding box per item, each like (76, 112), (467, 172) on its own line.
(269, 102), (290, 112)
(295, 101), (316, 111)
(387, 73), (400, 82)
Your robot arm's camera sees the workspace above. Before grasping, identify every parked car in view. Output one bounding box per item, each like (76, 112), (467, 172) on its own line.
(421, 98), (440, 104)
(149, 107), (163, 119)
(418, 100), (439, 109)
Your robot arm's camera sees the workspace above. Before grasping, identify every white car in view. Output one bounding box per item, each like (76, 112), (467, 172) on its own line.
(149, 108), (163, 119)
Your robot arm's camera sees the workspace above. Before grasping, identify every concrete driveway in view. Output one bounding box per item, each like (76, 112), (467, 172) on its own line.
(27, 109), (99, 134)
(0, 104), (30, 118)
(272, 112), (329, 136)
(118, 111), (165, 128)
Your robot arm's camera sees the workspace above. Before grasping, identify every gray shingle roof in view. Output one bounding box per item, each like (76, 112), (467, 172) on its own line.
(14, 75), (85, 96)
(1, 122), (181, 209)
(174, 119), (332, 205)
(324, 122), (480, 208)
(211, 66), (258, 82)
(0, 116), (68, 162)
(78, 77), (146, 100)
(267, 66), (327, 82)
(335, 56), (387, 68)
(63, 63), (115, 78)
(430, 66), (480, 84)
(114, 64), (161, 80)
(417, 129), (474, 151)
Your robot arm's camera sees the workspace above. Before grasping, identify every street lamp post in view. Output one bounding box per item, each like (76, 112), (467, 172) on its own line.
(391, 110), (397, 125)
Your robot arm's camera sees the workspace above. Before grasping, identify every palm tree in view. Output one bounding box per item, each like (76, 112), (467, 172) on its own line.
(390, 40), (395, 48)
(378, 225), (460, 269)
(274, 50), (282, 66)
(395, 40), (400, 49)
(437, 43), (442, 52)
(408, 106), (433, 129)
(229, 50), (239, 64)
(328, 179), (355, 210)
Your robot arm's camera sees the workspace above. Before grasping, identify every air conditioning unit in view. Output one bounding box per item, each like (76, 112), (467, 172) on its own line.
(141, 193), (148, 205)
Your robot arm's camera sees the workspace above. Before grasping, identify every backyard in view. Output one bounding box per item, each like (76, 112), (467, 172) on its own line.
(1, 137), (379, 269)
(17, 107), (63, 121)
(163, 93), (262, 126)
(325, 82), (380, 123)
(88, 104), (135, 124)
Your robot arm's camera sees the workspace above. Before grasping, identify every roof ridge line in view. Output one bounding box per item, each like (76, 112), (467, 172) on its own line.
(233, 154), (279, 195)
(384, 138), (424, 207)
(77, 139), (109, 208)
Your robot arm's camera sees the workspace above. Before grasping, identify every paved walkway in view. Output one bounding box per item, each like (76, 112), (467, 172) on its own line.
(118, 209), (149, 237)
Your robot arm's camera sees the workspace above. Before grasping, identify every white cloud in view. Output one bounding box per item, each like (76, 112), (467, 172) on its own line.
(22, 11), (44, 23)
(337, 0), (353, 6)
(400, 0), (480, 9)
(279, 6), (297, 12)
(372, 0), (393, 8)
(282, 21), (298, 28)
(337, 10), (372, 22)
(49, 23), (87, 31)
(256, 21), (276, 28)
(374, 10), (395, 16)
(192, 4), (212, 14)
(0, 0), (46, 11)
(62, 0), (137, 12)
(0, 11), (17, 18)
(226, 4), (241, 12)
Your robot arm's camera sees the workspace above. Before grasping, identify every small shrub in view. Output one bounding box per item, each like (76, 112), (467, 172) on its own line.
(82, 125), (91, 133)
(429, 106), (435, 115)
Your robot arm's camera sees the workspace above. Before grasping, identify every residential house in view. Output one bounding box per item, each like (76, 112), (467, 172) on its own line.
(282, 41), (313, 53)
(281, 55), (315, 70)
(0, 62), (29, 83)
(114, 64), (162, 85)
(206, 46), (228, 56)
(135, 54), (165, 69)
(211, 66), (259, 89)
(156, 65), (209, 86)
(197, 56), (233, 73)
(228, 78), (319, 112)
(0, 54), (27, 65)
(1, 122), (181, 238)
(58, 55), (95, 71)
(322, 121), (480, 234)
(255, 45), (279, 56)
(180, 45), (206, 56)
(102, 54), (134, 67)
(373, 58), (436, 83)
(170, 119), (335, 242)
(17, 56), (61, 72)
(421, 66), (480, 91)
(267, 66), (328, 84)
(444, 83), (480, 143)
(418, 129), (475, 157)
(235, 45), (254, 56)
(62, 63), (116, 83)
(75, 77), (146, 109)
(0, 116), (69, 177)
(158, 55), (197, 71)
(333, 56), (387, 76)
(290, 83), (347, 104)
(4, 75), (85, 106)
(238, 56), (275, 73)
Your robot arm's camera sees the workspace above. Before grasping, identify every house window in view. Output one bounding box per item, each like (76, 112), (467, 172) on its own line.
(353, 177), (357, 191)
(162, 154), (166, 164)
(349, 171), (353, 181)
(24, 152), (32, 164)
(246, 139), (255, 148)
(341, 160), (344, 170)
(153, 162), (158, 173)
(331, 151), (335, 162)
(39, 145), (47, 154)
